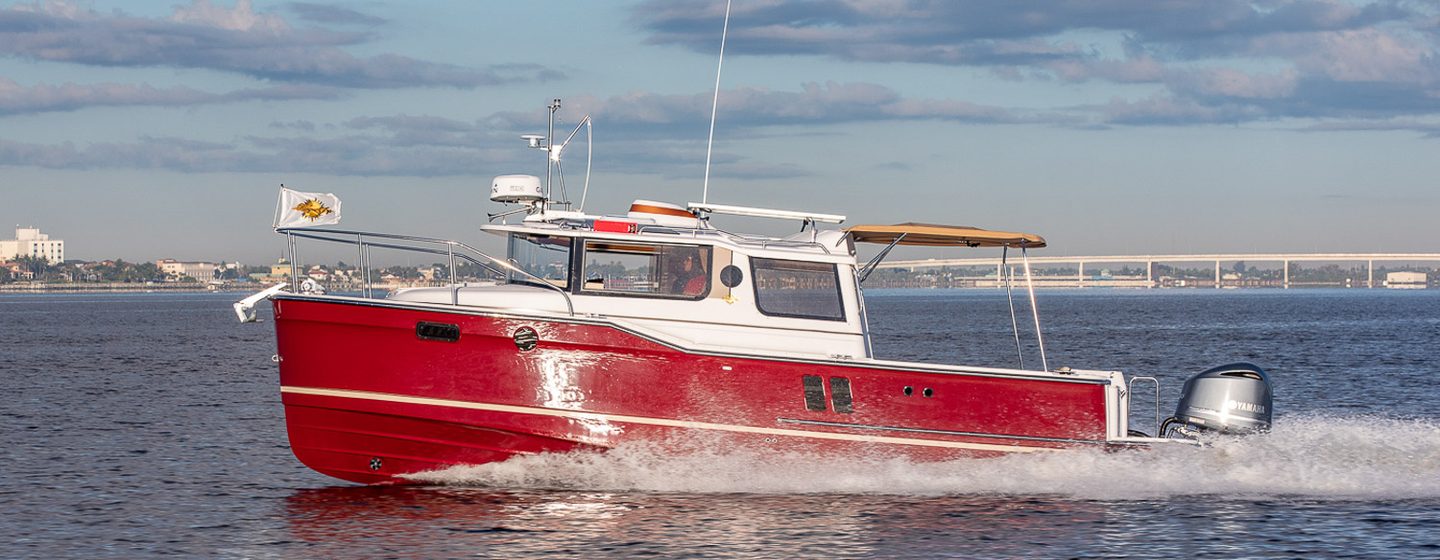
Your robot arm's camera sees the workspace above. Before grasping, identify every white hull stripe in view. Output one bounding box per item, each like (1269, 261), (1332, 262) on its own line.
(282, 386), (1052, 454)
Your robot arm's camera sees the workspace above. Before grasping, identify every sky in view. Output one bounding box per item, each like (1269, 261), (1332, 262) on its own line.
(2, 0), (1439, 265)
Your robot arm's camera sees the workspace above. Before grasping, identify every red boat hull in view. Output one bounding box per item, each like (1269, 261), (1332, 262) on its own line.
(272, 296), (1115, 484)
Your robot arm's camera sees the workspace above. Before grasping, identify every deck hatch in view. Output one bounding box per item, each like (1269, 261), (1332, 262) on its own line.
(829, 377), (854, 413)
(415, 322), (460, 342)
(802, 375), (827, 411)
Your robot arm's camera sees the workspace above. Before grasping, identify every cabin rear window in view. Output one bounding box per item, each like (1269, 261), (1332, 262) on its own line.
(751, 257), (845, 321)
(580, 241), (711, 299)
(508, 233), (572, 289)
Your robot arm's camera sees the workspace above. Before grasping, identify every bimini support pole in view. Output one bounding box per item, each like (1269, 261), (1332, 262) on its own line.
(1003, 245), (1024, 370)
(1021, 245), (1049, 372)
(858, 233), (906, 283)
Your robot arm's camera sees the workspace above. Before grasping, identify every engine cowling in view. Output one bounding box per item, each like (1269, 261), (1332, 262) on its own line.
(1167, 362), (1273, 435)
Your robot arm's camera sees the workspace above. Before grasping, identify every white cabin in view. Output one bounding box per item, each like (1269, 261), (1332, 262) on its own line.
(390, 200), (873, 359)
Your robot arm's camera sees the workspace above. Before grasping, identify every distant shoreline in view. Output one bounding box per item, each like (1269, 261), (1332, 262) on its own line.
(1, 282), (1431, 295)
(0, 282), (263, 294)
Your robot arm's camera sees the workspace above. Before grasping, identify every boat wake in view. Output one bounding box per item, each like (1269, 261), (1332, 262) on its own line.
(405, 415), (1440, 500)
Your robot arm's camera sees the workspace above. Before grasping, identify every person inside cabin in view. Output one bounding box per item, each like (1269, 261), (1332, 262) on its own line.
(669, 248), (707, 297)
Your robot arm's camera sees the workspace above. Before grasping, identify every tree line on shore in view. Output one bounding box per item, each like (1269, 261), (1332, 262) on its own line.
(0, 257), (276, 284)
(2, 257), (167, 284)
(0, 257), (480, 285)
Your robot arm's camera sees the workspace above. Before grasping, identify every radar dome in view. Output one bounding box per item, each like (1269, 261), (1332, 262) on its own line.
(491, 175), (544, 204)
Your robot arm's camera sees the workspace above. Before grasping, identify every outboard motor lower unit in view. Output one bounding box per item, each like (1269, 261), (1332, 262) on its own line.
(1163, 362), (1273, 436)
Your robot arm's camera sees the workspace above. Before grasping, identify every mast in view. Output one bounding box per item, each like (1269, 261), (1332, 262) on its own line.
(546, 98), (559, 209)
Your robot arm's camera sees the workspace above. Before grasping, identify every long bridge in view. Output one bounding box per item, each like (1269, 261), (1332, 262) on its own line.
(876, 253), (1440, 289)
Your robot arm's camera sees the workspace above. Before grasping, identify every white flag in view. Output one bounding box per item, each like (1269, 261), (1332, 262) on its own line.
(274, 187), (342, 228)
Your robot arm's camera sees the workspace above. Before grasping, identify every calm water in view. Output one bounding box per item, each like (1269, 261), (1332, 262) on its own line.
(3, 289), (1439, 558)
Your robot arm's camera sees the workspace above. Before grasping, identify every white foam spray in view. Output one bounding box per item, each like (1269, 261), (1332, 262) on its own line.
(408, 415), (1440, 500)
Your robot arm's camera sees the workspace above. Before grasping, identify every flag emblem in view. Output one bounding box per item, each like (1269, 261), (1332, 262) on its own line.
(292, 198), (335, 221)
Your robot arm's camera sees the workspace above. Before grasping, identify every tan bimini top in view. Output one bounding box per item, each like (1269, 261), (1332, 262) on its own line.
(846, 222), (1046, 248)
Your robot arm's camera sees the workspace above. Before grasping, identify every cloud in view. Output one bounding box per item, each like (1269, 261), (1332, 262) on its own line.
(0, 0), (562, 89)
(1045, 55), (1167, 84)
(490, 82), (1021, 137)
(269, 120), (318, 131)
(1305, 119), (1440, 138)
(171, 0), (289, 32)
(0, 134), (504, 176)
(2, 83), (965, 178)
(0, 78), (342, 115)
(1245, 28), (1437, 84)
(634, 0), (1440, 126)
(637, 0), (1098, 66)
(1165, 68), (1300, 100)
(636, 0), (1414, 60)
(0, 131), (807, 180)
(285, 2), (386, 26)
(1093, 94), (1266, 126)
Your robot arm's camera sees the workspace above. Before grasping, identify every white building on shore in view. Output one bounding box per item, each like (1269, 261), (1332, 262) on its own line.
(0, 227), (65, 264)
(1385, 271), (1428, 289)
(156, 259), (218, 283)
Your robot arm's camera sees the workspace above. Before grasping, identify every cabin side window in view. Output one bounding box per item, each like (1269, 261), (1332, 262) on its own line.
(751, 257), (845, 321)
(508, 233), (572, 289)
(580, 241), (711, 299)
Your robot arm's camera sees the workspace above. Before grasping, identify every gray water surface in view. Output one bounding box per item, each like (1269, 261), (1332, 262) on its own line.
(3, 290), (1438, 558)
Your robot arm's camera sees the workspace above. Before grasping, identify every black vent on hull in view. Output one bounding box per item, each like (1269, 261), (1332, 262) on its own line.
(802, 375), (827, 411)
(416, 322), (460, 342)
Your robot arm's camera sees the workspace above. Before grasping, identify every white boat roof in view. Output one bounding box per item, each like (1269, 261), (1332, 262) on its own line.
(481, 207), (857, 263)
(481, 200), (1049, 261)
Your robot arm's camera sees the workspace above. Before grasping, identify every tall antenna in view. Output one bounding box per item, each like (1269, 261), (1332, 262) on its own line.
(701, 0), (733, 205)
(546, 98), (559, 204)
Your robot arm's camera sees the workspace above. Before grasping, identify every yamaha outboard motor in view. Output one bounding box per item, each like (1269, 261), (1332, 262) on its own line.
(1163, 362), (1273, 437)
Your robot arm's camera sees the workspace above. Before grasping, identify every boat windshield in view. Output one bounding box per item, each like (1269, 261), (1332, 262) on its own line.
(508, 233), (572, 289)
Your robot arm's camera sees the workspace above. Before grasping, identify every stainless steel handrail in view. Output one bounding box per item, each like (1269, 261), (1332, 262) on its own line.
(1128, 376), (1161, 437)
(277, 227), (575, 315)
(500, 219), (838, 255)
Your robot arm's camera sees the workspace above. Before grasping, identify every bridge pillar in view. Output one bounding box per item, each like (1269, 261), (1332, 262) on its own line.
(1368, 260), (1374, 288)
(1079, 261), (1084, 288)
(1215, 260), (1221, 288)
(1147, 260), (1153, 288)
(1284, 259), (1289, 289)
(996, 262), (1003, 289)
